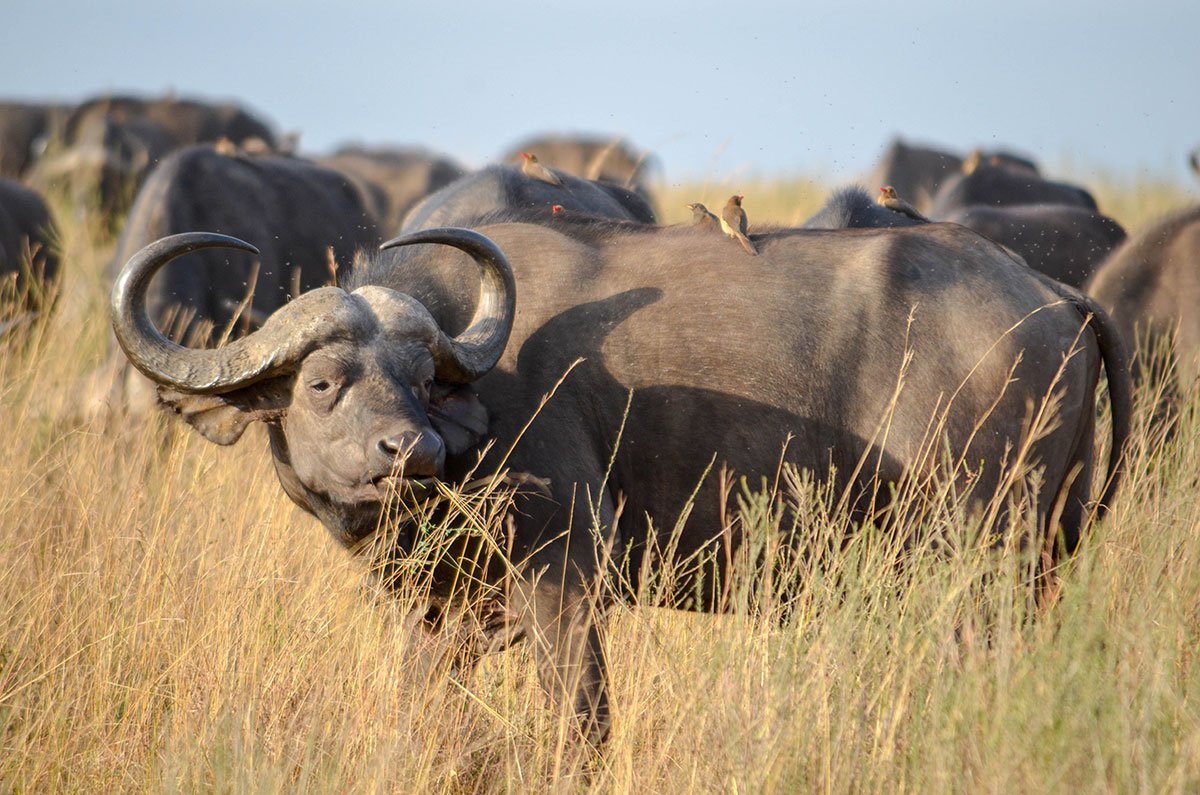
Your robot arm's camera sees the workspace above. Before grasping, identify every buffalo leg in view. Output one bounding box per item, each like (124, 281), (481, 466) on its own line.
(513, 562), (611, 746)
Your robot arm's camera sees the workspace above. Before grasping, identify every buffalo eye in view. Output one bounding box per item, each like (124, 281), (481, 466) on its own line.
(305, 376), (342, 411)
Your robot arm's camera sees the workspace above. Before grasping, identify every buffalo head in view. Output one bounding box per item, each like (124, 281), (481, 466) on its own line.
(111, 229), (514, 545)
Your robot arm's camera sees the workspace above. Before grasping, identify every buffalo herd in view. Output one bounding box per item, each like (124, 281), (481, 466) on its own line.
(5, 92), (1197, 744)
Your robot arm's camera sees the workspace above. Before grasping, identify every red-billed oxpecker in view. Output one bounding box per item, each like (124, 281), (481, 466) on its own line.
(877, 186), (932, 223)
(719, 195), (757, 255)
(519, 151), (565, 189)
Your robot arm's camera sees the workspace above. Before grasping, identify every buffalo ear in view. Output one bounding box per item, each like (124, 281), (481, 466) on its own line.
(157, 379), (292, 445)
(428, 383), (488, 457)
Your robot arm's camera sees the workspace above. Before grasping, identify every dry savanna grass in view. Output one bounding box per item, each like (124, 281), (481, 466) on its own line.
(2, 173), (1200, 792)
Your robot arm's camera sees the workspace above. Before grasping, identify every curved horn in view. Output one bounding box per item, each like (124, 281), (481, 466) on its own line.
(380, 227), (516, 383)
(111, 232), (368, 393)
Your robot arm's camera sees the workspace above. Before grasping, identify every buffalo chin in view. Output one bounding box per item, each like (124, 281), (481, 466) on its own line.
(305, 490), (410, 552)
(290, 475), (441, 554)
(268, 425), (437, 549)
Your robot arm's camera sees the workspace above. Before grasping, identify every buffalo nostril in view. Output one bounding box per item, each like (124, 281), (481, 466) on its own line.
(376, 431), (445, 477)
(379, 431), (421, 459)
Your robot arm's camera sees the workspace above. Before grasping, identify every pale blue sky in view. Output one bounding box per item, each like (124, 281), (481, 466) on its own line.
(3, 0), (1196, 184)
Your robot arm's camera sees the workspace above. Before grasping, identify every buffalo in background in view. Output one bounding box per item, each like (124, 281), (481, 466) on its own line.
(945, 204), (1126, 289)
(500, 133), (658, 202)
(1086, 205), (1200, 389)
(863, 138), (1116, 291)
(0, 178), (58, 334)
(866, 137), (1040, 212)
(317, 145), (466, 235)
(28, 111), (175, 219)
(58, 95), (275, 150)
(928, 159), (1097, 217)
(26, 93), (277, 219)
(0, 102), (69, 179)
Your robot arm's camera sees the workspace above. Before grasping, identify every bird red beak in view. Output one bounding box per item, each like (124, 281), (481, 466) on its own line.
(520, 152), (531, 159)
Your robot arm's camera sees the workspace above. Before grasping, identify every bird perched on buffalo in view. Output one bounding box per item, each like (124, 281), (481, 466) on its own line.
(519, 151), (565, 189)
(687, 202), (719, 231)
(877, 186), (931, 223)
(720, 195), (757, 255)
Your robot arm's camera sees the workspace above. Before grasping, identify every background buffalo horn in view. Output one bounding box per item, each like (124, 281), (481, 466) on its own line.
(111, 232), (368, 393)
(380, 227), (516, 383)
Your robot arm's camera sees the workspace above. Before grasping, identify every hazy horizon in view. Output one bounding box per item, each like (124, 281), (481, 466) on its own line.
(3, 0), (1196, 185)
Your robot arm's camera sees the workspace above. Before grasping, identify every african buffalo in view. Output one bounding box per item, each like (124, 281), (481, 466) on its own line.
(0, 178), (58, 333)
(803, 186), (927, 229)
(501, 133), (656, 198)
(29, 93), (277, 218)
(929, 161), (1098, 217)
(400, 164), (656, 233)
(28, 110), (175, 218)
(112, 217), (1131, 744)
(60, 94), (275, 150)
(867, 138), (1040, 212)
(0, 102), (68, 179)
(318, 146), (466, 234)
(1086, 205), (1200, 387)
(945, 204), (1126, 289)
